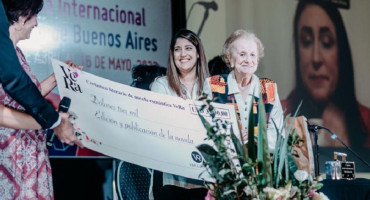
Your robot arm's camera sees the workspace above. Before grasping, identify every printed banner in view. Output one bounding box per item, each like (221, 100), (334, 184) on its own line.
(52, 59), (239, 181)
(20, 0), (172, 85)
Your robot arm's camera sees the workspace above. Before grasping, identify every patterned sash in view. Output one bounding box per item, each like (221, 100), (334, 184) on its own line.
(209, 74), (276, 134)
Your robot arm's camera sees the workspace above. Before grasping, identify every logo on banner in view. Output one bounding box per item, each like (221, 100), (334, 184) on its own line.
(60, 65), (82, 93)
(191, 151), (203, 163)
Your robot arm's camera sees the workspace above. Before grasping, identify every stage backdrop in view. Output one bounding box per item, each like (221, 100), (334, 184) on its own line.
(18, 0), (172, 157)
(186, 0), (370, 173)
(19, 0), (172, 85)
(186, 0), (370, 105)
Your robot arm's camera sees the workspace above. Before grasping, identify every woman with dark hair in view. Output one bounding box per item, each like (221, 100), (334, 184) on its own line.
(208, 55), (230, 76)
(151, 29), (209, 199)
(151, 29), (209, 100)
(131, 64), (167, 90)
(282, 0), (370, 149)
(0, 0), (82, 199)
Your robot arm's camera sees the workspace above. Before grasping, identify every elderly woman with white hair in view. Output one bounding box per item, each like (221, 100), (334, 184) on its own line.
(202, 29), (284, 153)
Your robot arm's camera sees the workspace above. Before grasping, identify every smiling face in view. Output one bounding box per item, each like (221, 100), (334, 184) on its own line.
(16, 15), (38, 41)
(173, 38), (199, 76)
(298, 4), (338, 102)
(228, 37), (259, 78)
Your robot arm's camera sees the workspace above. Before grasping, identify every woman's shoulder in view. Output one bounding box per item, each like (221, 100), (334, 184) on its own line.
(257, 76), (278, 90)
(152, 76), (168, 85)
(206, 74), (229, 88)
(258, 76), (276, 84)
(206, 73), (230, 83)
(151, 76), (169, 94)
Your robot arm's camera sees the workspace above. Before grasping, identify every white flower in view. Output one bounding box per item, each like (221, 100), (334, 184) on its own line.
(263, 187), (290, 200)
(313, 192), (329, 200)
(243, 185), (253, 196)
(294, 170), (309, 182)
(290, 186), (299, 197)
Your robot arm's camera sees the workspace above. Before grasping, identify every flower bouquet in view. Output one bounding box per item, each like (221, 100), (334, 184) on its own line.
(196, 95), (328, 200)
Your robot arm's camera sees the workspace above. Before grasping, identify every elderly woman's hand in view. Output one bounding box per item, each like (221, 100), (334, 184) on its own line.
(65, 60), (83, 70)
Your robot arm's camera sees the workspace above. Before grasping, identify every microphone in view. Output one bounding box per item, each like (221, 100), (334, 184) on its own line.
(307, 122), (370, 169)
(306, 120), (325, 132)
(306, 121), (321, 177)
(308, 124), (340, 140)
(196, 1), (218, 36)
(46, 97), (71, 149)
(197, 1), (218, 11)
(307, 124), (325, 132)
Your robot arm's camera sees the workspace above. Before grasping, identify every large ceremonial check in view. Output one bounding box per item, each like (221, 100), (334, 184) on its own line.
(52, 59), (239, 181)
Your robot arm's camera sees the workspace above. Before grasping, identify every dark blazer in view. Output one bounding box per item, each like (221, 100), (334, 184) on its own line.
(0, 1), (58, 129)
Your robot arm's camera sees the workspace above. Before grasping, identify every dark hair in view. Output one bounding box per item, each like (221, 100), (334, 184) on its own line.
(208, 55), (230, 76)
(130, 65), (167, 91)
(167, 29), (209, 97)
(288, 0), (366, 147)
(2, 0), (44, 25)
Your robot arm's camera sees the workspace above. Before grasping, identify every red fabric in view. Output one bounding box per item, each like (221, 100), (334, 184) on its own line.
(358, 103), (370, 148)
(76, 147), (105, 156)
(45, 92), (60, 109)
(0, 47), (53, 200)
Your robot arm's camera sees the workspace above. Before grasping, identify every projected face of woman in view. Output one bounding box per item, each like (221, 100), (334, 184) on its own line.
(298, 4), (338, 103)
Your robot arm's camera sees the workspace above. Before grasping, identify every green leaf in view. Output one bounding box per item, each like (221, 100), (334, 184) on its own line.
(284, 155), (289, 182)
(257, 93), (272, 188)
(230, 128), (246, 165)
(247, 96), (256, 161)
(287, 152), (298, 184)
(196, 144), (223, 180)
(223, 189), (235, 195)
(197, 111), (212, 134)
(312, 183), (324, 190)
(271, 117), (286, 186)
(276, 101), (302, 187)
(218, 169), (231, 176)
(288, 129), (297, 152)
(195, 93), (314, 199)
(273, 113), (291, 175)
(198, 93), (208, 101)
